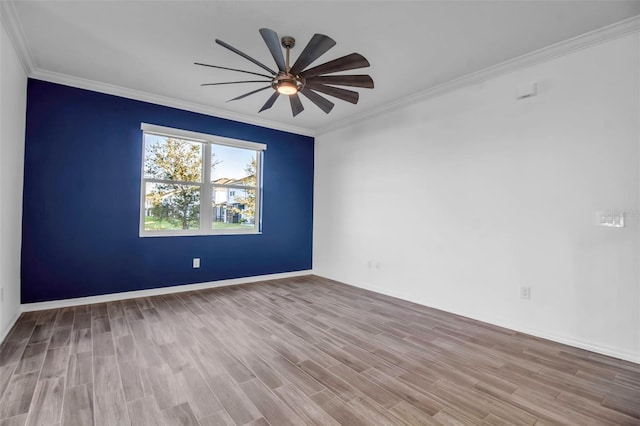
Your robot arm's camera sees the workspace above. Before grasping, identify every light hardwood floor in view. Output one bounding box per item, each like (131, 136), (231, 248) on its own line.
(0, 275), (638, 425)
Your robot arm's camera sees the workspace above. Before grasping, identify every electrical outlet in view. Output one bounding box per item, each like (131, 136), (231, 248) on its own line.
(520, 286), (531, 300)
(193, 258), (200, 268)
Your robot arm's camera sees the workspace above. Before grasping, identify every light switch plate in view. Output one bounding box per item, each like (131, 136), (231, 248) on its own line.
(596, 211), (624, 228)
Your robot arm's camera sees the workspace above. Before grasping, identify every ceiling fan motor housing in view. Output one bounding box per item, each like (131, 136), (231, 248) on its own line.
(272, 72), (305, 95)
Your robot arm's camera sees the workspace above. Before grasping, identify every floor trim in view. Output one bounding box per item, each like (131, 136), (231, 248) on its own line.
(21, 270), (312, 312)
(17, 270), (639, 364)
(0, 309), (21, 343)
(319, 275), (640, 365)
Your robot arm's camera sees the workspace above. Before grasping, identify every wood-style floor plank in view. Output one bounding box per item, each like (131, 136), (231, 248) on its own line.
(127, 397), (164, 426)
(1, 275), (638, 425)
(40, 348), (69, 380)
(48, 327), (71, 349)
(206, 373), (261, 425)
(0, 372), (39, 419)
(274, 383), (341, 426)
(94, 390), (129, 426)
(0, 341), (28, 369)
(197, 409), (235, 426)
(0, 414), (27, 426)
(162, 402), (199, 426)
(61, 384), (93, 426)
(25, 377), (65, 426)
(14, 344), (47, 375)
(0, 366), (17, 404)
(66, 352), (92, 388)
(238, 379), (303, 426)
(389, 400), (439, 425)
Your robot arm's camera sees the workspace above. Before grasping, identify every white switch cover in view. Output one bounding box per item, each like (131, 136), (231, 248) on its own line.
(193, 258), (200, 268)
(596, 211), (624, 228)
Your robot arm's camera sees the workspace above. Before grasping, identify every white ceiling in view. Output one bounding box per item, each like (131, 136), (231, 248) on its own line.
(4, 1), (640, 134)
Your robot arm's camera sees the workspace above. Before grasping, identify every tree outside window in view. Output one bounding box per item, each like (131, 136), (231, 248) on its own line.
(140, 124), (264, 236)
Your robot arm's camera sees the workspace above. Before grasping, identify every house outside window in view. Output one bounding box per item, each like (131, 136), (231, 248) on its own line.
(140, 123), (265, 236)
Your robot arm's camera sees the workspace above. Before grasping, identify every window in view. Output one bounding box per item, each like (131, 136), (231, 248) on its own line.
(140, 123), (265, 236)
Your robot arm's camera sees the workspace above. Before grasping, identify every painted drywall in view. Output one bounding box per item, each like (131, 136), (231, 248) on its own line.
(0, 20), (27, 339)
(22, 80), (313, 303)
(314, 33), (640, 362)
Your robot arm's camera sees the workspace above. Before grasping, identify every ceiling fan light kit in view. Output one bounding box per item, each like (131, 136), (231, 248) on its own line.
(273, 73), (303, 96)
(196, 28), (374, 117)
(275, 80), (300, 95)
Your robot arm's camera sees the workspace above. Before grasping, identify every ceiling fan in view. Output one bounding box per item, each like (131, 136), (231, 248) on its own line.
(196, 28), (374, 117)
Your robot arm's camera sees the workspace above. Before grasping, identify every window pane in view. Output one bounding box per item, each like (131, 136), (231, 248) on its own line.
(212, 188), (256, 230)
(144, 134), (202, 182)
(211, 145), (256, 186)
(144, 182), (201, 230)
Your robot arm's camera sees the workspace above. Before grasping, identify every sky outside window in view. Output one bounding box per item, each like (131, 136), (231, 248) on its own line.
(211, 144), (256, 181)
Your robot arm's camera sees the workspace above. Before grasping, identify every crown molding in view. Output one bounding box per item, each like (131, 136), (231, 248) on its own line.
(0, 1), (36, 74)
(317, 14), (640, 136)
(3, 3), (638, 138)
(30, 69), (315, 137)
(1, 2), (313, 136)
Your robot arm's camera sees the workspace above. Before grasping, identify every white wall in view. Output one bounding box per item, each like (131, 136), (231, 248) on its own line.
(314, 32), (640, 362)
(0, 19), (27, 341)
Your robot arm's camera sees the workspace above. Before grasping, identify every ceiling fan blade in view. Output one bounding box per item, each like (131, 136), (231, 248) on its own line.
(305, 74), (374, 89)
(290, 34), (336, 75)
(259, 91), (280, 112)
(290, 93), (304, 117)
(259, 28), (286, 72)
(300, 88), (334, 114)
(227, 86), (272, 102)
(215, 39), (277, 75)
(301, 53), (370, 78)
(194, 63), (273, 79)
(201, 80), (271, 86)
(305, 82), (359, 104)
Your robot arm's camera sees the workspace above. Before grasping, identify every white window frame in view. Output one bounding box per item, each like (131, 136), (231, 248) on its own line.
(139, 123), (266, 237)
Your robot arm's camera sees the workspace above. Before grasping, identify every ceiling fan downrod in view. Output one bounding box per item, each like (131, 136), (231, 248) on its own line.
(274, 36), (304, 95)
(281, 36), (295, 72)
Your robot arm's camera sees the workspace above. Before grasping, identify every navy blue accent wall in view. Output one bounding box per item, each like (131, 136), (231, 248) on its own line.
(22, 79), (314, 303)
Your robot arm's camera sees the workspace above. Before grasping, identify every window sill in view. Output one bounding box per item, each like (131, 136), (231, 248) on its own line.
(140, 230), (262, 238)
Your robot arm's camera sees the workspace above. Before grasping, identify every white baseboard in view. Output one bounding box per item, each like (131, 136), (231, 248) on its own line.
(19, 270), (639, 364)
(317, 274), (640, 365)
(0, 309), (22, 343)
(21, 270), (312, 312)
(498, 322), (640, 365)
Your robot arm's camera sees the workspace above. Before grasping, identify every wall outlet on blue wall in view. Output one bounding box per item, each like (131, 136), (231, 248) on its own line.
(193, 258), (200, 268)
